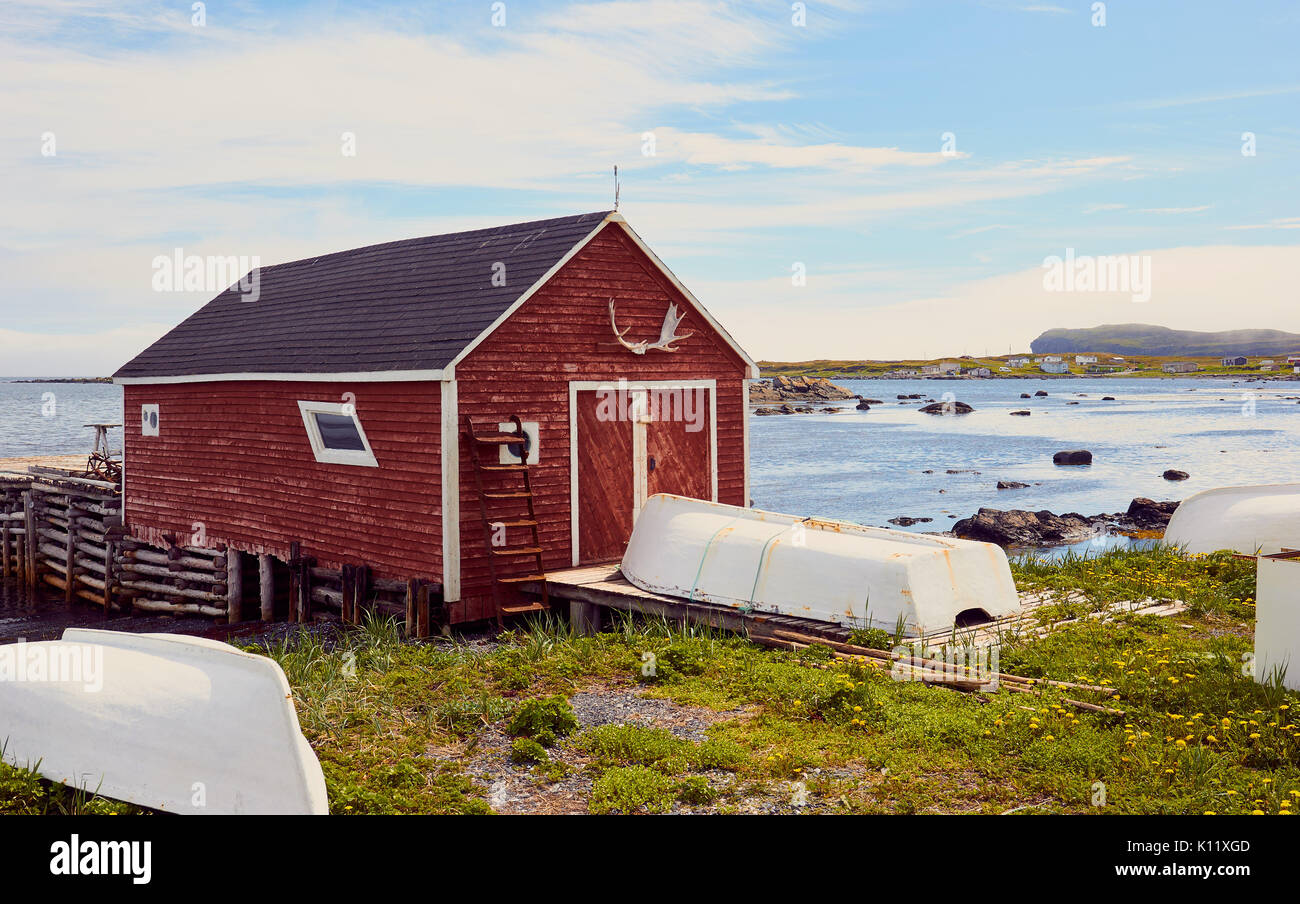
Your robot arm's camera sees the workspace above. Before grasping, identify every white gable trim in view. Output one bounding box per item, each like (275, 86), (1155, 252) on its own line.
(605, 215), (759, 379)
(445, 212), (760, 378)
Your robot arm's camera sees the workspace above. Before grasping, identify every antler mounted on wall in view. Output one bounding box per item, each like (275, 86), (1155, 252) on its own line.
(609, 298), (694, 355)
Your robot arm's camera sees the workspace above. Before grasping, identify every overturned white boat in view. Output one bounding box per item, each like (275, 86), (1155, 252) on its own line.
(622, 494), (1021, 634)
(0, 629), (328, 815)
(1164, 483), (1300, 556)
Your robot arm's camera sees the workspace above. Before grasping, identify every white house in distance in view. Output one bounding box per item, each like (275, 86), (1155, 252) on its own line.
(1007, 356), (1031, 368)
(1040, 360), (1070, 374)
(965, 366), (992, 377)
(1075, 354), (1098, 364)
(1162, 361), (1200, 374)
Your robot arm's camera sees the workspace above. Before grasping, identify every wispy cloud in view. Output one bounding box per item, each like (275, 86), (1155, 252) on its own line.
(1226, 217), (1300, 231)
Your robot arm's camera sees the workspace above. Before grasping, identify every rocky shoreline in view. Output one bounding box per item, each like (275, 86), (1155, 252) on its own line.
(749, 375), (857, 403)
(950, 497), (1179, 548)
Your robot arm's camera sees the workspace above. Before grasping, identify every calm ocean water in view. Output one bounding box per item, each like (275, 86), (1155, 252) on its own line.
(0, 381), (124, 458)
(750, 377), (1300, 531)
(3, 376), (1298, 534)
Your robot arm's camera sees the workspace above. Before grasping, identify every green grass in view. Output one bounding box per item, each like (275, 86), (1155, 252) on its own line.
(2, 548), (1296, 815)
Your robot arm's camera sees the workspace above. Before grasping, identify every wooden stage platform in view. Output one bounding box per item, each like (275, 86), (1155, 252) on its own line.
(520, 563), (860, 641)
(522, 564), (1188, 645)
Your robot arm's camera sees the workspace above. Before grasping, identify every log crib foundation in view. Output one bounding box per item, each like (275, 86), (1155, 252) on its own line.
(0, 467), (443, 637)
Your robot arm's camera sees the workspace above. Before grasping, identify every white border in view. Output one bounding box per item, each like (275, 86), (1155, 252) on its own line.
(296, 400), (379, 467)
(440, 380), (460, 602)
(567, 379), (717, 567)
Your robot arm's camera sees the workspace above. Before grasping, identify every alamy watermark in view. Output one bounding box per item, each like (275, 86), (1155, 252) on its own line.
(890, 640), (999, 691)
(152, 248), (261, 302)
(0, 639), (103, 692)
(593, 379), (706, 433)
(1042, 248), (1151, 303)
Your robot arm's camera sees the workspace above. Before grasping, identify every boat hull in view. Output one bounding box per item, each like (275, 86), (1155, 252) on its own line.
(0, 629), (328, 815)
(621, 494), (1021, 633)
(1164, 483), (1300, 555)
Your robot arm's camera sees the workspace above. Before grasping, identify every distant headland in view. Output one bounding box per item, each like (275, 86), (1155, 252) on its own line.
(1031, 324), (1300, 357)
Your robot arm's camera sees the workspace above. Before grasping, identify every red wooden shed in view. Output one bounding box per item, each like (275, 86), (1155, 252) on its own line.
(113, 211), (758, 624)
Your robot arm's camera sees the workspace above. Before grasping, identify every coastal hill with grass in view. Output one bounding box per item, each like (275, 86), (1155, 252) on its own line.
(1032, 324), (1300, 357)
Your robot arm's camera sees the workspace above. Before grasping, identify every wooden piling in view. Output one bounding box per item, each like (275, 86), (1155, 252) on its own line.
(64, 520), (76, 605)
(259, 554), (275, 621)
(404, 578), (418, 637)
(340, 564), (355, 625)
(226, 550), (243, 623)
(22, 490), (36, 587)
(416, 581), (430, 639)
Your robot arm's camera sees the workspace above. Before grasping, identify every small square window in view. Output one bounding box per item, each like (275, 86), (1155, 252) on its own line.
(297, 401), (378, 467)
(313, 412), (367, 451)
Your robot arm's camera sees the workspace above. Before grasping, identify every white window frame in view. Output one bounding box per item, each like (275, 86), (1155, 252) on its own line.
(297, 400), (379, 467)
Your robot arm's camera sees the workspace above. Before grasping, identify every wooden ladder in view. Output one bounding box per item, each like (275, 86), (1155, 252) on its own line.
(463, 415), (550, 625)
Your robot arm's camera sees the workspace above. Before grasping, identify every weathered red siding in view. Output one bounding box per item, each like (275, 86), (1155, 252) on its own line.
(121, 222), (750, 626)
(452, 224), (748, 622)
(122, 381), (443, 582)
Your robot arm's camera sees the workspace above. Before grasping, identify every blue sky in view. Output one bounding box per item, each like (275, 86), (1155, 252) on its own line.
(1, 0), (1297, 372)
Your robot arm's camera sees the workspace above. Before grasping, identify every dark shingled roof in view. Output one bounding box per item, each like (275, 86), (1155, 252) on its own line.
(115, 211), (613, 378)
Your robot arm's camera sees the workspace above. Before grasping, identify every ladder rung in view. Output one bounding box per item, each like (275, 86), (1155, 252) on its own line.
(492, 546), (543, 557)
(497, 574), (546, 584)
(501, 601), (549, 615)
(489, 519), (538, 529)
(473, 433), (528, 444)
(479, 464), (527, 472)
(483, 491), (532, 500)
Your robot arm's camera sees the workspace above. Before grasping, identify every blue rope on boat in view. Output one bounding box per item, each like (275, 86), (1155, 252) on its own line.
(687, 513), (747, 602)
(747, 520), (809, 607)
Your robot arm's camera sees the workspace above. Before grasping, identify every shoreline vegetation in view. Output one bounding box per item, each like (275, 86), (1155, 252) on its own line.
(3, 545), (1293, 815)
(6, 377), (113, 384)
(758, 354), (1299, 380)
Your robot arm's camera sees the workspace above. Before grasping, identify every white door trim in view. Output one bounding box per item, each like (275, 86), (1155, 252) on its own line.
(568, 379), (718, 567)
(741, 378), (751, 507)
(440, 379), (460, 601)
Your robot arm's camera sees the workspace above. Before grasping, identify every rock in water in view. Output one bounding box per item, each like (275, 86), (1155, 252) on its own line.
(1020, 393), (1032, 399)
(952, 508), (1095, 547)
(1162, 469), (1190, 481)
(996, 481), (1029, 489)
(1126, 497), (1180, 529)
(856, 400), (872, 410)
(918, 401), (974, 415)
(1053, 449), (1093, 465)
(1010, 410), (1031, 416)
(1035, 390), (1049, 397)
(887, 516), (933, 527)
